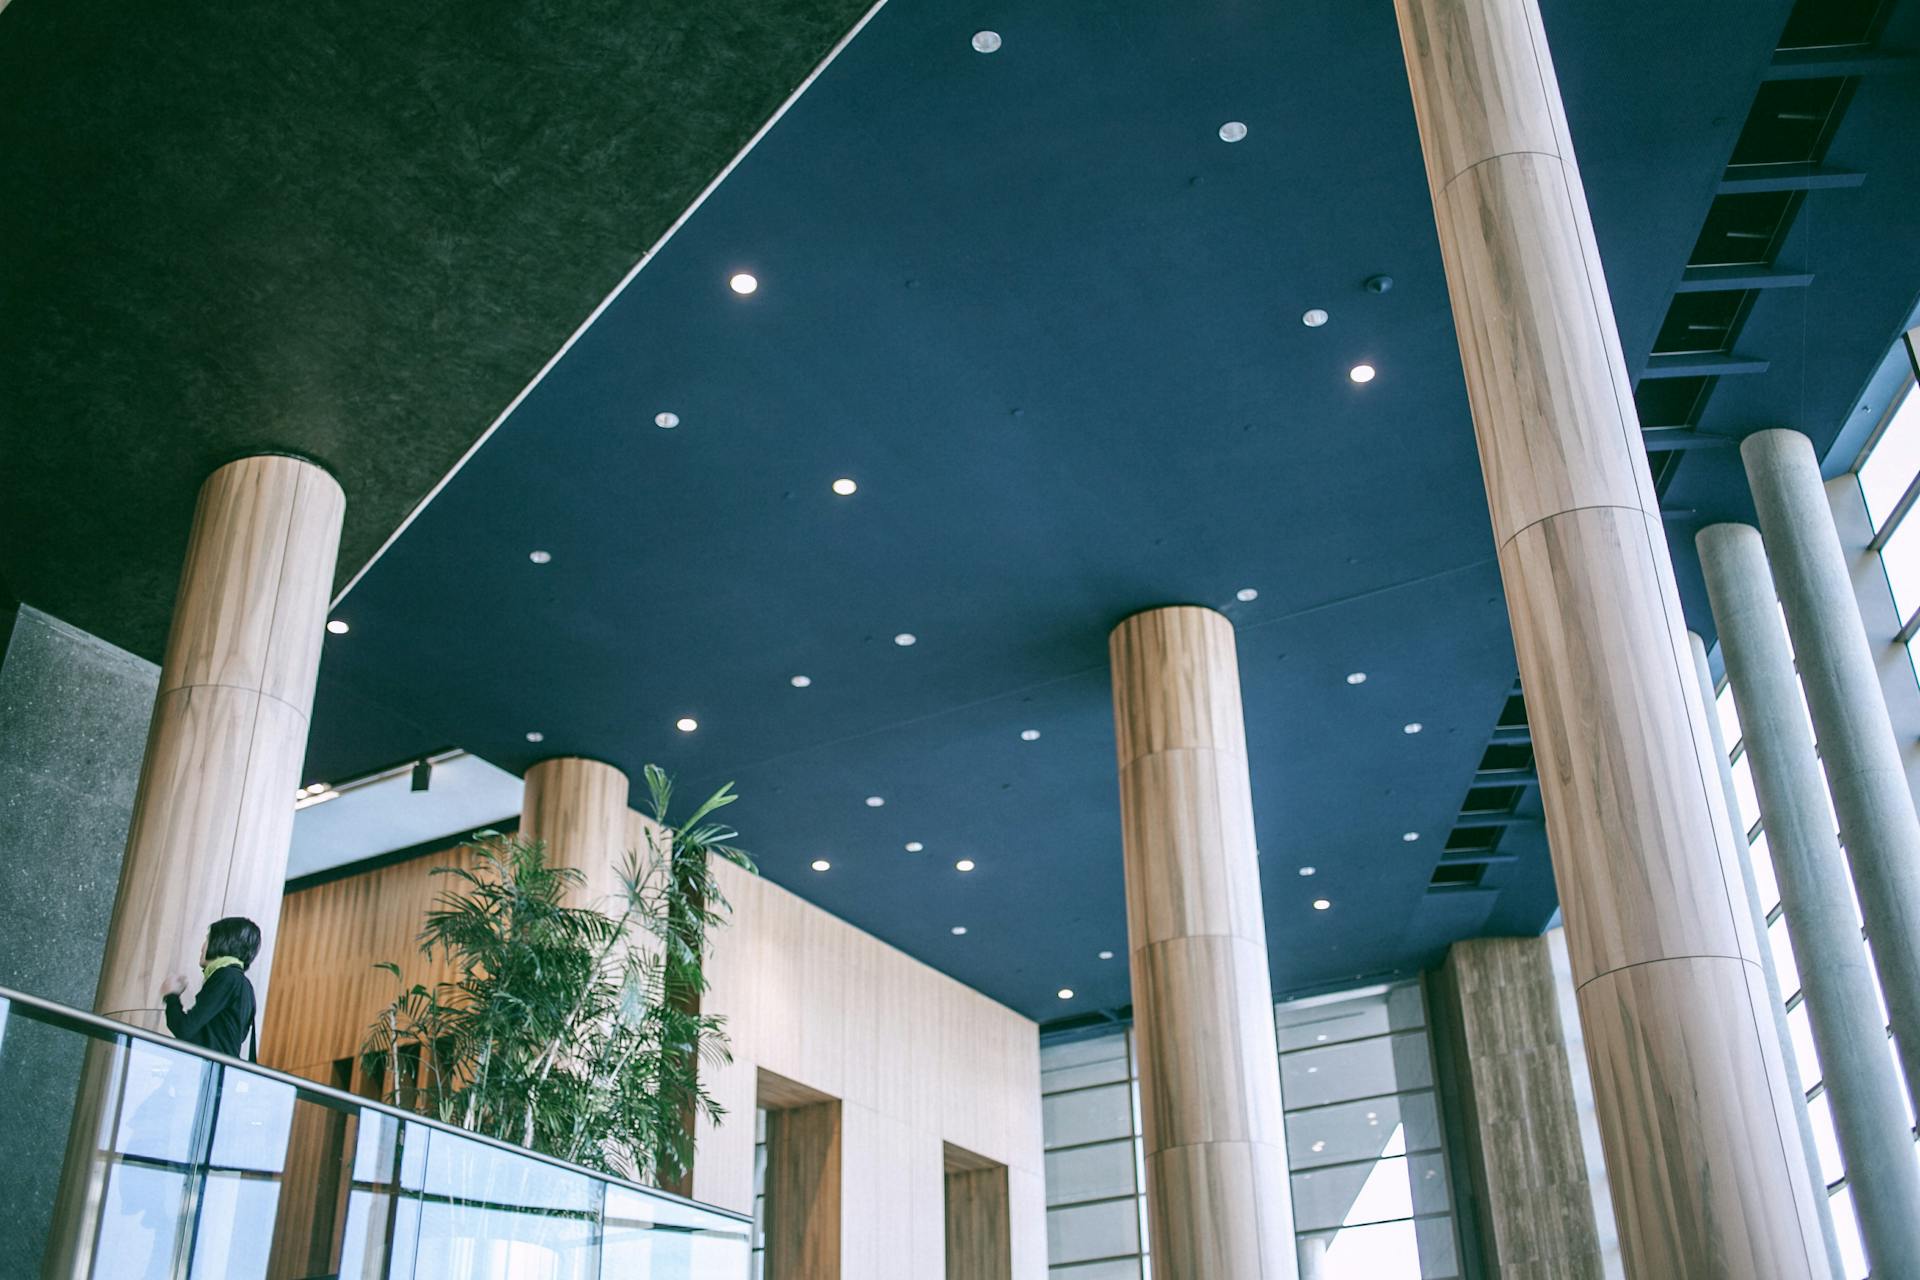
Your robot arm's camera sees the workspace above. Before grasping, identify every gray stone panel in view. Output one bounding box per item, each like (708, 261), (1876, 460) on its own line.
(0, 604), (156, 1008)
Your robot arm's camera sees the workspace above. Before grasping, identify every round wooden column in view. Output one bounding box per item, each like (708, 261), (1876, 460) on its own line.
(521, 755), (631, 905)
(1392, 1), (1826, 1275)
(95, 454), (345, 1029)
(1109, 606), (1293, 1280)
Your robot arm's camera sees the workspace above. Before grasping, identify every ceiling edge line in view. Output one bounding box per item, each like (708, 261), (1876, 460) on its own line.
(328, 0), (898, 609)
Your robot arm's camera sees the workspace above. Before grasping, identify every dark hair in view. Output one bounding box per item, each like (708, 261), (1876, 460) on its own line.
(205, 916), (262, 969)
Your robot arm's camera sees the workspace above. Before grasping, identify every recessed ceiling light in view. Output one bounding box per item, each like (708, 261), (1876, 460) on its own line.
(894, 633), (917, 647)
(831, 477), (858, 496)
(1349, 364), (1377, 384)
(676, 717), (698, 733)
(729, 273), (758, 295)
(955, 859), (976, 872)
(303, 782), (328, 796)
(1235, 587), (1258, 602)
(951, 925), (969, 935)
(1057, 988), (1075, 1000)
(1098, 950), (1114, 960)
(1218, 121), (1248, 143)
(529, 550), (552, 565)
(1312, 898), (1332, 911)
(1302, 309), (1329, 328)
(1020, 729), (1041, 741)
(1311, 1140), (1326, 1153)
(905, 841), (924, 852)
(1316, 1033), (1328, 1042)
(325, 619), (350, 635)
(1345, 672), (1367, 685)
(970, 30), (1001, 53)
(811, 859), (831, 872)
(865, 795), (885, 807)
(1402, 831), (1420, 843)
(1403, 722), (1423, 735)
(654, 411), (680, 429)
(790, 675), (812, 688)
(526, 731), (544, 743)
(1298, 866), (1316, 876)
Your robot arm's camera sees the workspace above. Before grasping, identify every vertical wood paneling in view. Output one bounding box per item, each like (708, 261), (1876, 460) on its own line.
(268, 804), (1047, 1275)
(765, 1099), (843, 1278)
(1391, 0), (1827, 1273)
(945, 1156), (1012, 1280)
(97, 455), (344, 1029)
(521, 756), (631, 907)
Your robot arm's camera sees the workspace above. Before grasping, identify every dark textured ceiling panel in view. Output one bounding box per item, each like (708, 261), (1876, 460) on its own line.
(0, 0), (873, 659)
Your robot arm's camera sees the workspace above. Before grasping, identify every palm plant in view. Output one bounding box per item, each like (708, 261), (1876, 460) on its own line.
(363, 766), (751, 1185)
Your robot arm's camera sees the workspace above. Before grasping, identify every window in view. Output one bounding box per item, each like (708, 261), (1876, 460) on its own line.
(1854, 353), (1920, 683)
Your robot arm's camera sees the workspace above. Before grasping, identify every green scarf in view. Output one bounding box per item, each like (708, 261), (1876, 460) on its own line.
(202, 955), (244, 980)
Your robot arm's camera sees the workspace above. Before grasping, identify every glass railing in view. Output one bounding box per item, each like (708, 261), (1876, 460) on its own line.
(0, 984), (751, 1280)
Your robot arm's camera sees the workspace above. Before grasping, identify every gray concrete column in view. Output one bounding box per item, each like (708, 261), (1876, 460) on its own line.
(1744, 428), (1920, 1111)
(1697, 529), (1920, 1276)
(1687, 629), (1846, 1280)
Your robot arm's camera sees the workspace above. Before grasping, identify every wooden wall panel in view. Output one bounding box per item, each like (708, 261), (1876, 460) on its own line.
(765, 1099), (843, 1279)
(267, 806), (1047, 1276)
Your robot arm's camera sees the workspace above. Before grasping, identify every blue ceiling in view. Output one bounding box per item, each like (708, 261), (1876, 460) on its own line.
(304, 0), (1920, 1021)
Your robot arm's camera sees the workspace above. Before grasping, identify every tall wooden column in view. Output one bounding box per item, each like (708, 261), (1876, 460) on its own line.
(521, 755), (631, 904)
(1392, 2), (1827, 1275)
(1109, 606), (1293, 1280)
(95, 454), (344, 1028)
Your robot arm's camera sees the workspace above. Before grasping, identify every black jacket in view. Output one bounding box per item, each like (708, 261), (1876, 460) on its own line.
(163, 966), (256, 1059)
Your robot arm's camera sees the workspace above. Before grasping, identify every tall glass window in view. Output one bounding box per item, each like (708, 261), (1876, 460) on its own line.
(1855, 357), (1920, 683)
(1277, 982), (1458, 1279)
(1040, 1029), (1149, 1278)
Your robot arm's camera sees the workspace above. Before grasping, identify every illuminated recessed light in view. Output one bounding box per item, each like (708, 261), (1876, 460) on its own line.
(1316, 1034), (1327, 1042)
(303, 782), (328, 796)
(1057, 988), (1075, 1000)
(832, 477), (858, 496)
(894, 633), (917, 647)
(970, 30), (1001, 53)
(1403, 722), (1423, 735)
(654, 411), (680, 429)
(1235, 588), (1258, 602)
(905, 841), (924, 852)
(1402, 831), (1420, 843)
(1302, 309), (1329, 328)
(525, 731), (545, 743)
(1218, 121), (1248, 143)
(865, 795), (885, 808)
(529, 550), (552, 565)
(325, 619), (350, 635)
(1311, 1140), (1326, 1153)
(1349, 364), (1377, 384)
(790, 675), (812, 688)
(1020, 729), (1041, 741)
(811, 859), (831, 872)
(1298, 866), (1316, 876)
(1308, 1066), (1319, 1074)
(955, 859), (976, 872)
(1312, 898), (1331, 911)
(951, 925), (969, 935)
(1345, 672), (1367, 685)
(676, 717), (698, 733)
(1098, 950), (1114, 960)
(1366, 1111), (1377, 1120)
(729, 273), (758, 295)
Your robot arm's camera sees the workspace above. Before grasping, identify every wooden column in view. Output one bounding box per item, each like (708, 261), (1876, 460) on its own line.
(520, 755), (631, 905)
(1392, 2), (1827, 1275)
(764, 1089), (844, 1279)
(1429, 936), (1603, 1278)
(1109, 606), (1293, 1280)
(95, 454), (344, 1027)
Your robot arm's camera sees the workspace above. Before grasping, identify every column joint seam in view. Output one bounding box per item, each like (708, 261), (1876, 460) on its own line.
(1436, 147), (1566, 196)
(158, 681), (313, 721)
(1496, 502), (1658, 552)
(1572, 951), (1763, 994)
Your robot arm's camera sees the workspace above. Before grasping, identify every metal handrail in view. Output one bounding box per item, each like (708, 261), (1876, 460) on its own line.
(0, 980), (751, 1225)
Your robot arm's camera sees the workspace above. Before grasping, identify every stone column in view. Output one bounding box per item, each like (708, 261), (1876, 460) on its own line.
(1429, 936), (1603, 1278)
(521, 755), (632, 905)
(1392, 1), (1827, 1273)
(1109, 606), (1293, 1280)
(1698, 526), (1920, 1275)
(1686, 629), (1847, 1280)
(1744, 427), (1920, 1109)
(95, 454), (344, 1027)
